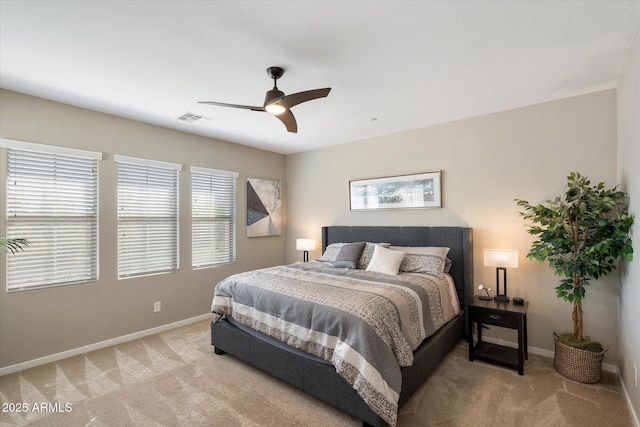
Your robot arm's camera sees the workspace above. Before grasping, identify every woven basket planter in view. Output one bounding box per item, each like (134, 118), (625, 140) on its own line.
(553, 332), (608, 383)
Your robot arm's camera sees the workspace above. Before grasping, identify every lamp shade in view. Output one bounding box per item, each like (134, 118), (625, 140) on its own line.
(484, 249), (518, 268)
(296, 239), (316, 251)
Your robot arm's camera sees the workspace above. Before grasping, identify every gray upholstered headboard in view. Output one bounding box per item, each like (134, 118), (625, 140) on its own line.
(321, 226), (474, 309)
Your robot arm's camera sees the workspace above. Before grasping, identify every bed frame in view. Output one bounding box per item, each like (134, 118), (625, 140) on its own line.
(211, 226), (473, 427)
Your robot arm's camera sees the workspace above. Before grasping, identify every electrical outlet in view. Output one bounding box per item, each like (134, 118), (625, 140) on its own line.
(154, 301), (161, 313)
(634, 364), (638, 387)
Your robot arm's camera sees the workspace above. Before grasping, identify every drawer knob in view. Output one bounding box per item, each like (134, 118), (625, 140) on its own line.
(489, 314), (501, 320)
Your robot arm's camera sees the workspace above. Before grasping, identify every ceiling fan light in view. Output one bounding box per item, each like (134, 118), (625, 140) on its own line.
(265, 103), (286, 115)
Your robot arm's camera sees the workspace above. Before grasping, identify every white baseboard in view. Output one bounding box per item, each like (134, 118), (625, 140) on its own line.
(620, 377), (640, 427)
(479, 336), (619, 374)
(0, 313), (212, 377)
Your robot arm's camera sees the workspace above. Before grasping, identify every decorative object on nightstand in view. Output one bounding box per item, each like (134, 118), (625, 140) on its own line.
(477, 284), (492, 301)
(484, 249), (518, 302)
(296, 239), (315, 262)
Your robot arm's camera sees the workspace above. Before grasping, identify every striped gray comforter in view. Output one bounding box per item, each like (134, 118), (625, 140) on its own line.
(211, 262), (458, 426)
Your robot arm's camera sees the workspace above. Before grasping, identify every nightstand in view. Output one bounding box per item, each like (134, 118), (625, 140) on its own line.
(467, 297), (528, 375)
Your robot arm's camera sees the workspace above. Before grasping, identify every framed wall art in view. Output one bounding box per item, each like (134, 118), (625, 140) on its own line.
(247, 178), (281, 237)
(349, 170), (441, 211)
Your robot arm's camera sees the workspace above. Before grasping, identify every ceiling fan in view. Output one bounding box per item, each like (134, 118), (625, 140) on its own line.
(199, 66), (331, 133)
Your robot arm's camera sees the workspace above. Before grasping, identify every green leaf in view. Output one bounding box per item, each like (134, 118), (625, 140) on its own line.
(0, 238), (30, 254)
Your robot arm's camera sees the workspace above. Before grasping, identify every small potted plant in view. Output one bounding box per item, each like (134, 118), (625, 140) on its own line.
(515, 172), (633, 383)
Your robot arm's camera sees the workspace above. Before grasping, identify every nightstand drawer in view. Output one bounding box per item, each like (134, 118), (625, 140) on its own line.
(472, 308), (520, 328)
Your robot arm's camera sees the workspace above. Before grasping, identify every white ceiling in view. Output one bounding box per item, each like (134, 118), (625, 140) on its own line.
(1, 1), (639, 155)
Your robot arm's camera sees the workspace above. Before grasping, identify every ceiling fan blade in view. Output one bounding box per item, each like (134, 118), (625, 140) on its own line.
(274, 109), (298, 133)
(271, 88), (331, 109)
(198, 101), (265, 112)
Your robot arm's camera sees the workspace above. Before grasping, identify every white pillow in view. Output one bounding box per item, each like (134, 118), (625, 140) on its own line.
(357, 242), (391, 269)
(366, 245), (405, 276)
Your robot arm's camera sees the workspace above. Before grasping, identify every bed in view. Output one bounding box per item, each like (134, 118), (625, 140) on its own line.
(211, 226), (473, 427)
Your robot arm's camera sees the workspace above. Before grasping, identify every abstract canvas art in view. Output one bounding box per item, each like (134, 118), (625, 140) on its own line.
(247, 178), (281, 237)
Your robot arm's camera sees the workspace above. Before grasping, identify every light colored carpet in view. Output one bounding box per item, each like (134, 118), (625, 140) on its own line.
(0, 320), (633, 427)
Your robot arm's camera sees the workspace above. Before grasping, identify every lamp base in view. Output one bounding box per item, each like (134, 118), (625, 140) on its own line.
(494, 295), (510, 303)
(478, 296), (492, 301)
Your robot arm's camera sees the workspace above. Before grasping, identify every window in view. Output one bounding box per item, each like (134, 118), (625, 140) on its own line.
(116, 155), (181, 278)
(191, 166), (238, 267)
(2, 139), (101, 292)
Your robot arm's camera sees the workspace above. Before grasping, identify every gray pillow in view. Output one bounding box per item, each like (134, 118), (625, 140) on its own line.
(390, 246), (450, 278)
(332, 242), (366, 269)
(317, 243), (347, 263)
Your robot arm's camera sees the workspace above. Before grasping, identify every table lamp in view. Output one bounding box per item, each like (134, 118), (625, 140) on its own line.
(484, 249), (518, 302)
(296, 239), (315, 262)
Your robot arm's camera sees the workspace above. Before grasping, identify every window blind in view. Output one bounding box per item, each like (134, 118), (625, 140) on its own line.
(191, 166), (238, 268)
(115, 155), (181, 278)
(2, 139), (102, 292)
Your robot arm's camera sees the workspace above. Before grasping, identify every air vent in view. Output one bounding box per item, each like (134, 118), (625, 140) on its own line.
(177, 112), (213, 124)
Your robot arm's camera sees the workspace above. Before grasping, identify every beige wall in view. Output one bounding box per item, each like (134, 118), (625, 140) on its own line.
(0, 89), (287, 368)
(617, 36), (640, 420)
(286, 90), (621, 364)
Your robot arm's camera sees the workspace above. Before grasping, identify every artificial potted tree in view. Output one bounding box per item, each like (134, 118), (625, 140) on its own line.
(515, 172), (633, 383)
